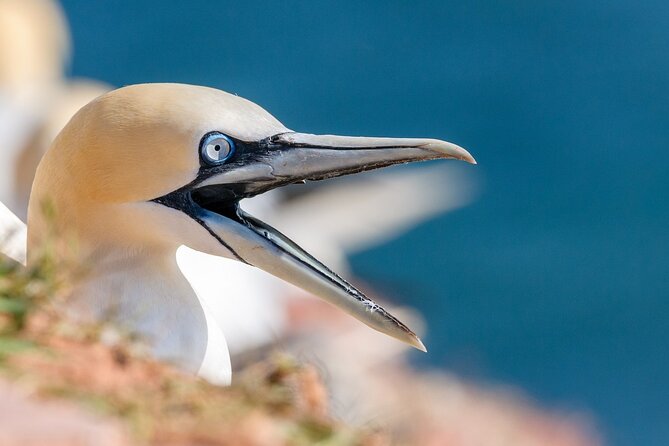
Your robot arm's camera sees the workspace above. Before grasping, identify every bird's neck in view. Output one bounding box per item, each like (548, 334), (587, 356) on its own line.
(69, 247), (231, 384)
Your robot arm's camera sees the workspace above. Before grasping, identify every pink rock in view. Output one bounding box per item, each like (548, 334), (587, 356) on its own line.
(0, 379), (130, 446)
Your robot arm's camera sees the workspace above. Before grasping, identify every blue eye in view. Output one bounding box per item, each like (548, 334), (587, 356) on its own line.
(200, 132), (235, 165)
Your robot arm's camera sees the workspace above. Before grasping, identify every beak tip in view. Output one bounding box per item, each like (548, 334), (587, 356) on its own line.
(455, 146), (477, 165)
(411, 336), (428, 352)
(425, 140), (476, 165)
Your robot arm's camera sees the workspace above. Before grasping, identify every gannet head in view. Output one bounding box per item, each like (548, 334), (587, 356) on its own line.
(29, 83), (475, 352)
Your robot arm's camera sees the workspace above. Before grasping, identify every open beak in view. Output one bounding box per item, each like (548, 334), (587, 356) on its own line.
(160, 131), (475, 351)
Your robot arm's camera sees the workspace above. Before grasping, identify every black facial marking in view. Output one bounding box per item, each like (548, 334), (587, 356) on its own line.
(197, 134), (273, 171)
(151, 134), (277, 263)
(152, 187), (247, 263)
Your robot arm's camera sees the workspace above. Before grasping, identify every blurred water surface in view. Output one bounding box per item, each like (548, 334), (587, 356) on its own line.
(59, 1), (669, 444)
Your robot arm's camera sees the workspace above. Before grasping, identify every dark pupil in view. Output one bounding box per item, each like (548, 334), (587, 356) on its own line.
(214, 144), (221, 151)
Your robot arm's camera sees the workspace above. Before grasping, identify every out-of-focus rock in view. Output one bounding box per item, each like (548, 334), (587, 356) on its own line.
(284, 298), (602, 446)
(0, 379), (130, 446)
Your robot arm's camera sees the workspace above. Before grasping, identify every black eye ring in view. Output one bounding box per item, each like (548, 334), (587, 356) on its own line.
(200, 132), (235, 165)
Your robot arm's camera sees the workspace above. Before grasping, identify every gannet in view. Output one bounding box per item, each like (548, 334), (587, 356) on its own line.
(26, 83), (475, 384)
(1, 0), (477, 364)
(0, 0), (69, 212)
(0, 0), (110, 219)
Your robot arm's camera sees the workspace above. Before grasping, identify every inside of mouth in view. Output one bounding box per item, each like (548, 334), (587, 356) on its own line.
(190, 185), (241, 221)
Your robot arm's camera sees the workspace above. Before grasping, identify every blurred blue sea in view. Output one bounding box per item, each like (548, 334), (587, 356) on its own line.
(59, 1), (668, 444)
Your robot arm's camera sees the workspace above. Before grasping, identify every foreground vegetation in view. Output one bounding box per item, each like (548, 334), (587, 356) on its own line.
(0, 248), (601, 446)
(0, 253), (385, 446)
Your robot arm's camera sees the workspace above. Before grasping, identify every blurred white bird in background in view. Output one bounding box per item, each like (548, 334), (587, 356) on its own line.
(0, 0), (110, 220)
